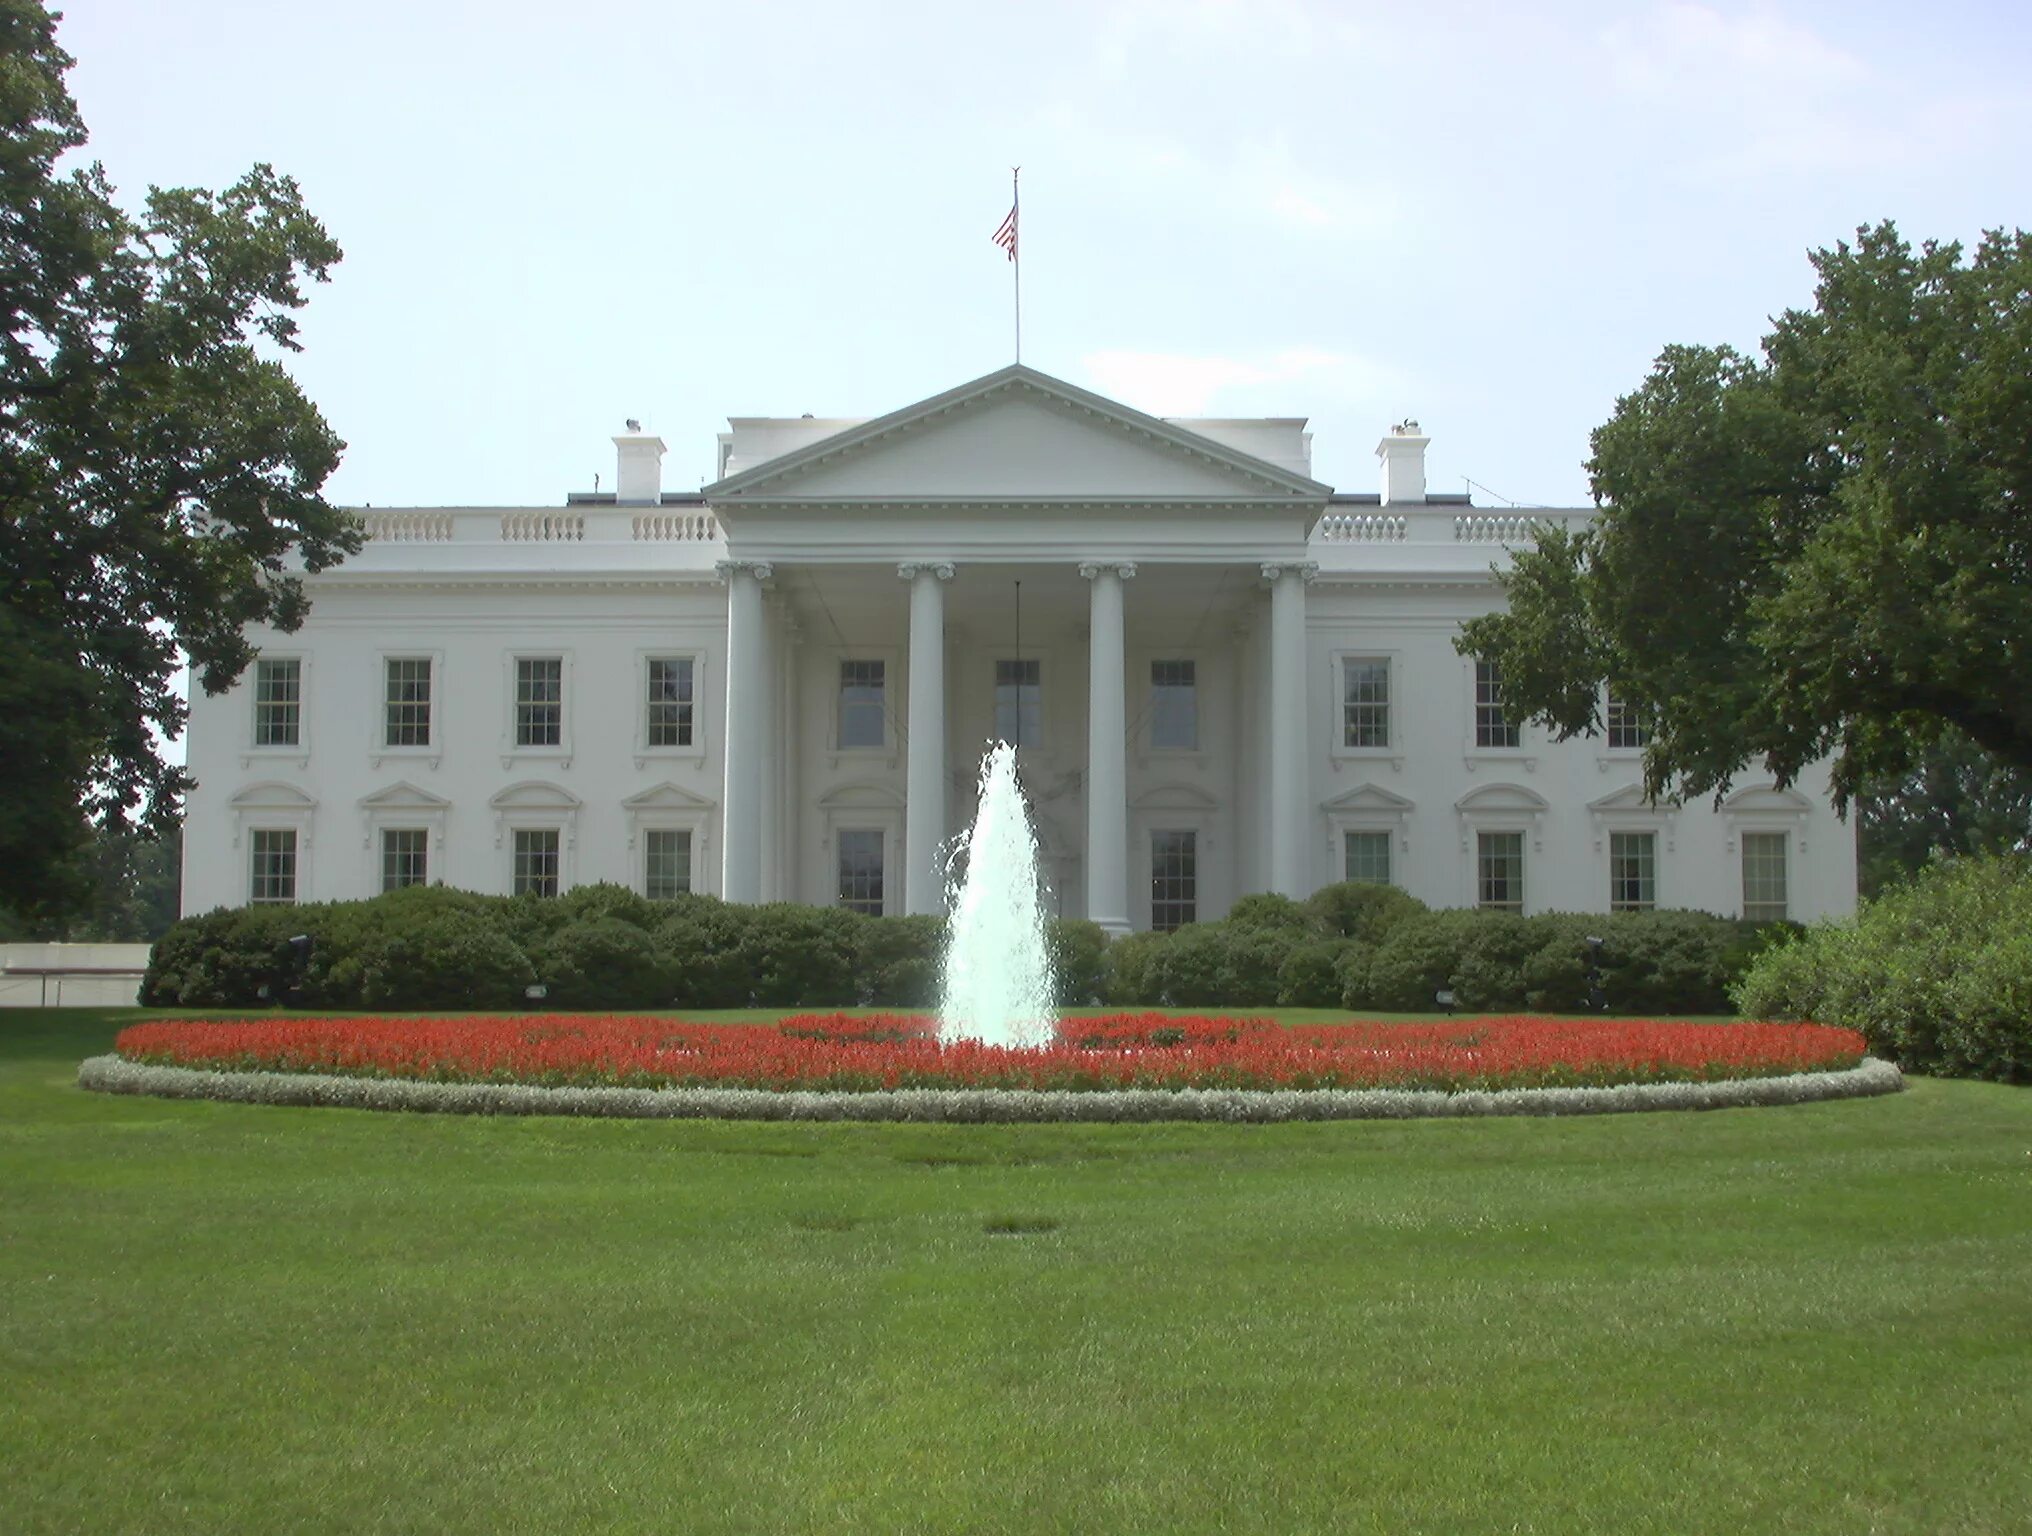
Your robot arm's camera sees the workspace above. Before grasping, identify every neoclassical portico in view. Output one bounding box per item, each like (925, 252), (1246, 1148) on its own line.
(703, 364), (1334, 927)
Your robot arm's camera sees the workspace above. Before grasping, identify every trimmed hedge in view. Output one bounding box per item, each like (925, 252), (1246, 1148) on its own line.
(1733, 853), (2032, 1082)
(143, 879), (1779, 1016)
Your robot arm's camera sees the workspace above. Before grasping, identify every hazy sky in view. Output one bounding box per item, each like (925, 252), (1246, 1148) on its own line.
(61, 0), (2032, 509)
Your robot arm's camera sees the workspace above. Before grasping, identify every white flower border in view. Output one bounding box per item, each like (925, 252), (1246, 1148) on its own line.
(77, 1055), (1904, 1124)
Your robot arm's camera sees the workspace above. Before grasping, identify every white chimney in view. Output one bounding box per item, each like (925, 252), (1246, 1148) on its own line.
(1377, 419), (1429, 506)
(613, 420), (666, 504)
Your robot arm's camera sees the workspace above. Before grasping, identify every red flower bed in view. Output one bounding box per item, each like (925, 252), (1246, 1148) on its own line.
(112, 1013), (1866, 1095)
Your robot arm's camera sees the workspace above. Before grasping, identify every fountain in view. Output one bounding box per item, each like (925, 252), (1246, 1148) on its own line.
(939, 741), (1056, 1047)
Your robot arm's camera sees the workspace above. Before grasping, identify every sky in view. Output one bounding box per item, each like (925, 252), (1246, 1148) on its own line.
(60, 0), (2032, 512)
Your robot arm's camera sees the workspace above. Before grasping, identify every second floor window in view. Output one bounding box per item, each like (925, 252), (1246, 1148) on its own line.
(1343, 658), (1390, 748)
(837, 661), (886, 749)
(1605, 689), (1651, 750)
(253, 658), (301, 747)
(646, 658), (695, 748)
(516, 658), (563, 747)
(995, 659), (1041, 748)
(1150, 660), (1198, 749)
(384, 658), (432, 747)
(1474, 660), (1519, 749)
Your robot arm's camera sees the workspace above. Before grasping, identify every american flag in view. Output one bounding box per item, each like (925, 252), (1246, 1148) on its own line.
(993, 202), (1018, 261)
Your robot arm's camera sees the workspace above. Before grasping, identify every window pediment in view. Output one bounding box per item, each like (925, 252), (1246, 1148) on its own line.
(622, 781), (717, 813)
(1321, 782), (1415, 816)
(228, 781), (318, 813)
(489, 781), (582, 812)
(1132, 782), (1221, 813)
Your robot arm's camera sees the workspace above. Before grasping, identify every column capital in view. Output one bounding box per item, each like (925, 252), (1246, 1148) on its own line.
(897, 561), (956, 582)
(715, 558), (775, 584)
(1259, 560), (1319, 584)
(1077, 561), (1138, 582)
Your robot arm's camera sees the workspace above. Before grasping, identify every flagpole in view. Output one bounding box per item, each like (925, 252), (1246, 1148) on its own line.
(1012, 166), (1022, 364)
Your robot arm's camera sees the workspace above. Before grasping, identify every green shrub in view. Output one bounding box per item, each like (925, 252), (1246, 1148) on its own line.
(733, 903), (865, 1007)
(1600, 910), (1740, 1015)
(858, 915), (947, 1007)
(357, 908), (536, 1010)
(142, 904), (306, 1007)
(1451, 913), (1546, 1011)
(1366, 909), (1484, 1011)
(1305, 881), (1428, 944)
(1147, 922), (1298, 1007)
(555, 882), (658, 930)
(537, 918), (670, 1009)
(1518, 915), (1598, 1013)
(1102, 930), (1170, 1005)
(1225, 893), (1319, 934)
(1047, 919), (1108, 1006)
(1278, 939), (1359, 1008)
(1734, 853), (2032, 1081)
(654, 895), (757, 1009)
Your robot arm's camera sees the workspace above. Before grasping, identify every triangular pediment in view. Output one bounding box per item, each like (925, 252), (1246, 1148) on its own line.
(705, 365), (1329, 506)
(1722, 784), (1814, 815)
(1588, 783), (1673, 816)
(818, 781), (907, 811)
(358, 780), (452, 812)
(1132, 782), (1221, 812)
(1321, 782), (1416, 815)
(622, 781), (717, 812)
(229, 781), (318, 812)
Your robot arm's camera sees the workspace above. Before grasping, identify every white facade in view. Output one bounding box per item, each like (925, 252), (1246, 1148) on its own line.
(182, 365), (1857, 930)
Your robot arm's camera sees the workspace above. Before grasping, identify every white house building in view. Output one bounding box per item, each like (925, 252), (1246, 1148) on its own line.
(181, 364), (1857, 931)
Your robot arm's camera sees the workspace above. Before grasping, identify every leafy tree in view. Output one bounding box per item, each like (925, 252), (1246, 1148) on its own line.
(1457, 222), (2032, 813)
(1855, 730), (2032, 896)
(0, 1), (354, 919)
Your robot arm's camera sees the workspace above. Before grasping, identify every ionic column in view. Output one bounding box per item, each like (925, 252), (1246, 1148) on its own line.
(1081, 561), (1136, 935)
(899, 561), (954, 916)
(1264, 561), (1317, 897)
(718, 559), (773, 904)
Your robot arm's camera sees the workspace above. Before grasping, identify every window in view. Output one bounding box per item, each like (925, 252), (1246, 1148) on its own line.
(837, 660), (886, 749)
(645, 828), (692, 900)
(253, 658), (301, 747)
(837, 828), (884, 915)
(383, 658), (432, 748)
(995, 659), (1041, 748)
(515, 658), (563, 747)
(1609, 831), (1655, 911)
(1742, 832), (1788, 921)
(1474, 661), (1518, 749)
(249, 829), (298, 904)
(381, 828), (428, 892)
(513, 828), (560, 897)
(1605, 690), (1651, 750)
(1150, 660), (1198, 749)
(1477, 831), (1524, 911)
(1345, 830), (1391, 886)
(646, 657), (695, 748)
(1342, 658), (1390, 748)
(1151, 830), (1197, 932)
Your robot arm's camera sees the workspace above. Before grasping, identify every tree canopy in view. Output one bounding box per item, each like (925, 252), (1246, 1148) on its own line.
(1457, 222), (2032, 817)
(0, 0), (355, 918)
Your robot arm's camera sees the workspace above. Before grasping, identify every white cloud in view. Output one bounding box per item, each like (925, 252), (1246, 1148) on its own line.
(1079, 346), (1399, 417)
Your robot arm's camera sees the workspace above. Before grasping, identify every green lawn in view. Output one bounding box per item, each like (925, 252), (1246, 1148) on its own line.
(5, 1009), (2029, 1534)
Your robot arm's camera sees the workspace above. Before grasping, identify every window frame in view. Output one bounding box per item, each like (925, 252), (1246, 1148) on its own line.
(502, 651), (574, 768)
(1603, 687), (1652, 753)
(1149, 828), (1199, 933)
(1608, 829), (1657, 912)
(643, 826), (695, 901)
(379, 826), (430, 893)
(1146, 657), (1200, 754)
(835, 825), (888, 917)
(1740, 830), (1789, 922)
(1472, 658), (1521, 751)
(1343, 829), (1393, 887)
(245, 653), (311, 764)
(248, 827), (300, 905)
(511, 826), (563, 899)
(992, 654), (1046, 754)
(1475, 830), (1525, 912)
(371, 649), (444, 767)
(834, 657), (890, 753)
(633, 648), (709, 769)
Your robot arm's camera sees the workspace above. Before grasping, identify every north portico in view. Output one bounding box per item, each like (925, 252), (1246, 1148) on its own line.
(704, 364), (1333, 933)
(179, 362), (1858, 928)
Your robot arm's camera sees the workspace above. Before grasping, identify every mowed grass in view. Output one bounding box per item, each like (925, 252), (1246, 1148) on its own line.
(4, 1010), (2030, 1535)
